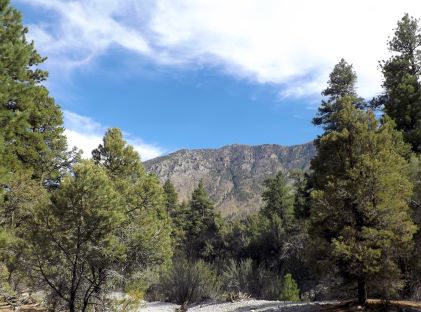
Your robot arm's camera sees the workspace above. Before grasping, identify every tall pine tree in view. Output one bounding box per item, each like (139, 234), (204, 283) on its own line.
(184, 181), (222, 261)
(310, 98), (416, 303)
(313, 58), (364, 131)
(377, 14), (421, 152)
(0, 0), (75, 184)
(92, 128), (172, 283)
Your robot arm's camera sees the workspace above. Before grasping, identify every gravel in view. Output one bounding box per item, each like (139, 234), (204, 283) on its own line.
(138, 300), (337, 312)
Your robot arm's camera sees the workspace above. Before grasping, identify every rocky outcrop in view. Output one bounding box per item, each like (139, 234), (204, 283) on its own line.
(144, 142), (316, 216)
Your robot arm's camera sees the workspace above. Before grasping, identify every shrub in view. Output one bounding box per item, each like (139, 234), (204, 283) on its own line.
(222, 258), (283, 300)
(158, 257), (220, 304)
(222, 258), (253, 296)
(281, 273), (300, 301)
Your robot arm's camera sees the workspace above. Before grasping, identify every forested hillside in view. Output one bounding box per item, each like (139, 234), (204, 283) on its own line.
(145, 143), (315, 215)
(1, 1), (421, 311)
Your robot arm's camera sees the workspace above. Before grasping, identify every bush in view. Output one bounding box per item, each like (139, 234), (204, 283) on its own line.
(222, 258), (253, 296)
(222, 258), (283, 300)
(281, 274), (300, 301)
(158, 257), (220, 304)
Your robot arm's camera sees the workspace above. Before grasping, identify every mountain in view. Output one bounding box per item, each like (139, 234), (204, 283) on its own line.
(144, 142), (316, 216)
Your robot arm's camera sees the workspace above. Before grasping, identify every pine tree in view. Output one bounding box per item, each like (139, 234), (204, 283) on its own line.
(261, 171), (294, 226)
(310, 98), (416, 303)
(29, 161), (125, 312)
(92, 128), (172, 281)
(185, 181), (222, 261)
(0, 0), (75, 183)
(313, 59), (364, 131)
(290, 170), (312, 220)
(252, 172), (300, 273)
(281, 273), (300, 301)
(163, 179), (179, 216)
(92, 128), (145, 182)
(377, 14), (421, 152)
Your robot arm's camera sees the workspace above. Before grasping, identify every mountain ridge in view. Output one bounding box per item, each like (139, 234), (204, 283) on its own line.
(144, 142), (316, 216)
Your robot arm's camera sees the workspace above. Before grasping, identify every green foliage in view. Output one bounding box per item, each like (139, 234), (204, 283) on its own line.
(0, 0), (76, 183)
(378, 14), (421, 152)
(163, 179), (179, 216)
(158, 257), (220, 304)
(92, 128), (173, 280)
(0, 171), (49, 290)
(290, 170), (312, 220)
(221, 258), (283, 300)
(261, 171), (294, 227)
(184, 181), (222, 261)
(281, 274), (300, 301)
(222, 258), (253, 296)
(29, 161), (125, 312)
(313, 59), (364, 131)
(92, 128), (145, 181)
(310, 98), (417, 303)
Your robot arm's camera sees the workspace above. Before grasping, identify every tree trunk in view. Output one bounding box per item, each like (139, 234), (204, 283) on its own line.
(357, 278), (367, 304)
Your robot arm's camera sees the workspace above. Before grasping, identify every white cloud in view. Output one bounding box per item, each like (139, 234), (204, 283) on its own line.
(17, 0), (421, 98)
(63, 111), (163, 161)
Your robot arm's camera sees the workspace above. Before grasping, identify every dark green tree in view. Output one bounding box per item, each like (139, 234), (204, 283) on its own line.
(163, 179), (179, 216)
(310, 98), (416, 303)
(290, 170), (312, 221)
(260, 171), (294, 226)
(29, 161), (125, 312)
(377, 14), (421, 152)
(0, 0), (75, 183)
(92, 129), (172, 288)
(313, 59), (364, 131)
(184, 181), (222, 261)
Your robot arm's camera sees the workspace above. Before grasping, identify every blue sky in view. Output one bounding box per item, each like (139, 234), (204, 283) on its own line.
(12, 0), (421, 160)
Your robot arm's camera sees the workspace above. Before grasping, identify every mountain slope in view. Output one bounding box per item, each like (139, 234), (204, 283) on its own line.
(144, 142), (316, 216)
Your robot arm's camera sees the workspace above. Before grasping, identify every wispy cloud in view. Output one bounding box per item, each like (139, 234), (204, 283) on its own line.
(63, 111), (163, 161)
(17, 0), (421, 98)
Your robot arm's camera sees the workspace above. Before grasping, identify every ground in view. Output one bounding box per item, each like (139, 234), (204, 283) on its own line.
(139, 300), (421, 312)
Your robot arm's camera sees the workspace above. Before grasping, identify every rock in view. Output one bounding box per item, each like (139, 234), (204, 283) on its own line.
(145, 143), (315, 216)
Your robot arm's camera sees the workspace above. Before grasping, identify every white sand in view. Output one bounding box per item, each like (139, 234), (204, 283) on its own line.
(138, 300), (336, 312)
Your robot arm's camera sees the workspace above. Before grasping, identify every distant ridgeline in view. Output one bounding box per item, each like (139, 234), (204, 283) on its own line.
(144, 142), (316, 216)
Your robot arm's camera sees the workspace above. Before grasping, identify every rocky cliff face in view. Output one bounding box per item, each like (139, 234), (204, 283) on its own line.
(144, 142), (316, 216)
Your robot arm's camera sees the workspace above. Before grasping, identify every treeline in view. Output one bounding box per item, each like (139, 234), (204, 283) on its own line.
(1, 0), (421, 310)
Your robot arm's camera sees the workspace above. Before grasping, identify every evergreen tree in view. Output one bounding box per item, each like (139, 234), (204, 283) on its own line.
(377, 14), (421, 152)
(29, 161), (125, 312)
(313, 59), (364, 131)
(261, 171), (294, 226)
(250, 172), (305, 275)
(290, 170), (312, 221)
(185, 181), (222, 261)
(310, 98), (416, 303)
(163, 179), (179, 216)
(92, 129), (172, 283)
(0, 0), (75, 183)
(281, 273), (300, 301)
(92, 128), (145, 182)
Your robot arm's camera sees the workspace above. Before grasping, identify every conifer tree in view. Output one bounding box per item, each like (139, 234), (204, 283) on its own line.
(185, 181), (222, 261)
(281, 274), (300, 301)
(0, 0), (75, 183)
(251, 172), (299, 273)
(29, 161), (125, 312)
(313, 59), (364, 131)
(92, 129), (172, 282)
(261, 171), (294, 226)
(310, 98), (416, 303)
(163, 179), (179, 217)
(377, 14), (421, 152)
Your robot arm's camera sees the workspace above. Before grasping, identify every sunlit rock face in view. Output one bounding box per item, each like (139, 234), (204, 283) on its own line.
(144, 142), (316, 216)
